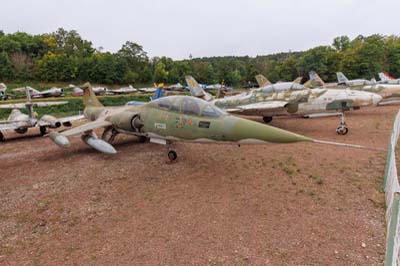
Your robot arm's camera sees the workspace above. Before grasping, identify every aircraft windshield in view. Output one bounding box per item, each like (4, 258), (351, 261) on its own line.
(154, 96), (224, 118)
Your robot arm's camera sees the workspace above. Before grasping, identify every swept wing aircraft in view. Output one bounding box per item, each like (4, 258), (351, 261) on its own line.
(48, 83), (364, 161)
(14, 86), (64, 98)
(107, 85), (138, 95)
(255, 74), (305, 92)
(311, 71), (400, 100)
(337, 72), (376, 86)
(0, 87), (84, 141)
(186, 76), (381, 135)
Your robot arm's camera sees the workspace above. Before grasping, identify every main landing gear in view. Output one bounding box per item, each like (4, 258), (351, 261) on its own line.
(336, 112), (349, 135)
(263, 116), (273, 123)
(102, 127), (118, 143)
(39, 126), (47, 136)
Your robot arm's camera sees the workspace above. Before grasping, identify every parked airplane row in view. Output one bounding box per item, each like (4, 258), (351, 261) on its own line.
(1, 71), (399, 160)
(0, 81), (233, 100)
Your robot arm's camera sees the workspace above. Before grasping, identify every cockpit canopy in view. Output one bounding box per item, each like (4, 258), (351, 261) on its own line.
(152, 96), (225, 118)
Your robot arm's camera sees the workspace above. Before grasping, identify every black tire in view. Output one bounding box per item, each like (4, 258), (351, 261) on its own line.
(336, 126), (349, 135)
(168, 150), (177, 161)
(138, 136), (148, 143)
(262, 116), (273, 123)
(40, 126), (47, 136)
(0, 131), (4, 142)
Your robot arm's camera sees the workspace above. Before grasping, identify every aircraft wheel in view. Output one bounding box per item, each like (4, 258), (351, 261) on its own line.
(336, 125), (349, 135)
(168, 150), (177, 161)
(40, 126), (47, 136)
(263, 116), (273, 123)
(0, 131), (4, 141)
(138, 136), (148, 143)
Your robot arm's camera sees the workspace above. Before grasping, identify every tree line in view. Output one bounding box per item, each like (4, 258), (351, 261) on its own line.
(0, 28), (399, 86)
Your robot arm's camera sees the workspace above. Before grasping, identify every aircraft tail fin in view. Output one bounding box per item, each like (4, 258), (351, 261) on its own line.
(303, 71), (325, 88)
(379, 72), (394, 81)
(255, 74), (272, 87)
(336, 72), (348, 84)
(82, 82), (103, 107)
(185, 75), (206, 98)
(293, 77), (303, 84)
(310, 71), (325, 85)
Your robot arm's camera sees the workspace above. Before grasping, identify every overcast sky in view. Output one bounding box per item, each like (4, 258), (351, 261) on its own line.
(1, 0), (399, 59)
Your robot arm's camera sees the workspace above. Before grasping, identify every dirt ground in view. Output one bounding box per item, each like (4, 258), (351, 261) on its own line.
(0, 105), (396, 266)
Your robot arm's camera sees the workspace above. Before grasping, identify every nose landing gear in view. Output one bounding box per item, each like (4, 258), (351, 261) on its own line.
(336, 112), (349, 135)
(167, 149), (178, 161)
(166, 141), (178, 162)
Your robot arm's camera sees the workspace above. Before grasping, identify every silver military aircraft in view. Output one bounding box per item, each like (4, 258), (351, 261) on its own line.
(186, 76), (381, 135)
(107, 85), (138, 95)
(337, 72), (376, 86)
(14, 86), (64, 98)
(0, 87), (84, 141)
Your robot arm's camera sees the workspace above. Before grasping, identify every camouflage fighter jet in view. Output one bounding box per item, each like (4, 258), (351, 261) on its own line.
(255, 74), (305, 92)
(0, 87), (84, 141)
(186, 76), (382, 135)
(47, 82), (366, 161)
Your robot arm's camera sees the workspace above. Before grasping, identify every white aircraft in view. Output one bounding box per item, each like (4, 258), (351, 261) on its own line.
(107, 85), (138, 95)
(165, 83), (185, 91)
(311, 71), (400, 100)
(186, 76), (381, 135)
(13, 86), (64, 98)
(69, 84), (108, 96)
(378, 72), (400, 84)
(0, 87), (84, 141)
(336, 72), (376, 86)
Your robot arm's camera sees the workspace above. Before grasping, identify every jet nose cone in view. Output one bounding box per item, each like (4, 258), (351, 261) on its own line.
(372, 94), (382, 106)
(224, 116), (314, 144)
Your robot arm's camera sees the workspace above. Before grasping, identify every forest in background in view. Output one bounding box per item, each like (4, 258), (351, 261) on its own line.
(0, 28), (399, 86)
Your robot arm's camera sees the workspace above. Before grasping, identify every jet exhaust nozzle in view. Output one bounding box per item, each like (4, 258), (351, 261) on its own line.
(81, 135), (117, 154)
(49, 131), (70, 148)
(40, 115), (62, 128)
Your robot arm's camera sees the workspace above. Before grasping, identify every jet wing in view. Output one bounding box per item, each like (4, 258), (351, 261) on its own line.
(0, 121), (20, 131)
(57, 114), (85, 124)
(37, 114), (85, 127)
(227, 101), (288, 113)
(59, 120), (112, 136)
(0, 101), (68, 109)
(0, 119), (34, 131)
